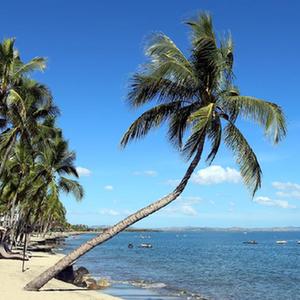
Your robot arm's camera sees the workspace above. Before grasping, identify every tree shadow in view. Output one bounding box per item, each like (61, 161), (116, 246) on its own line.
(41, 288), (96, 292)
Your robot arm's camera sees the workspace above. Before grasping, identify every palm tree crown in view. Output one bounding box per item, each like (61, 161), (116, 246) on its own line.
(121, 13), (286, 196)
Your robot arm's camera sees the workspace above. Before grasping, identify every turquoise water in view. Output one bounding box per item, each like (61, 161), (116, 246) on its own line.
(61, 231), (300, 299)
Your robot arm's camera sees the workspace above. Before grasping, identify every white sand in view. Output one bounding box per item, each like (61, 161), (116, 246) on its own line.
(0, 252), (121, 300)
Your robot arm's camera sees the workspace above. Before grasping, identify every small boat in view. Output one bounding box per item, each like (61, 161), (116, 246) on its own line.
(297, 241), (300, 244)
(276, 240), (287, 244)
(243, 240), (257, 244)
(139, 243), (152, 248)
(128, 243), (133, 249)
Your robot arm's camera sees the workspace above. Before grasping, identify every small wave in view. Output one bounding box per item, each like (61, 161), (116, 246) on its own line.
(129, 280), (207, 299)
(103, 279), (208, 299)
(130, 280), (167, 289)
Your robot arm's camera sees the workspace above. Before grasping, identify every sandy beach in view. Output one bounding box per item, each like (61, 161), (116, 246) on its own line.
(0, 252), (121, 300)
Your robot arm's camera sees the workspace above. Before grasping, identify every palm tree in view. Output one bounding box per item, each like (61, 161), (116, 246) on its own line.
(24, 13), (286, 291)
(0, 131), (83, 245)
(0, 38), (47, 175)
(0, 76), (58, 244)
(28, 132), (84, 226)
(0, 142), (34, 244)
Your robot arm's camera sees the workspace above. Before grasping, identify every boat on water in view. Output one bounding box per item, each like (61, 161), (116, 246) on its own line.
(139, 243), (152, 248)
(297, 241), (300, 244)
(243, 240), (258, 244)
(276, 240), (287, 244)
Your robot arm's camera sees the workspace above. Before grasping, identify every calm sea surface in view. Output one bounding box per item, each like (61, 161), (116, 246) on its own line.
(61, 231), (300, 300)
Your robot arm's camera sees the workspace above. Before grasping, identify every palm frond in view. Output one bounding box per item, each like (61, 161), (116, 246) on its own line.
(59, 177), (84, 201)
(206, 116), (222, 164)
(182, 103), (214, 159)
(182, 128), (206, 160)
(146, 33), (191, 67)
(121, 102), (180, 147)
(14, 57), (46, 76)
(224, 122), (262, 196)
(185, 13), (215, 43)
(128, 75), (194, 107)
(189, 102), (215, 130)
(222, 95), (287, 143)
(146, 34), (196, 83)
(168, 102), (200, 149)
(149, 56), (197, 85)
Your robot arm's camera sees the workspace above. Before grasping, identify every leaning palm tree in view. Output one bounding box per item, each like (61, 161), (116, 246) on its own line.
(24, 13), (286, 291)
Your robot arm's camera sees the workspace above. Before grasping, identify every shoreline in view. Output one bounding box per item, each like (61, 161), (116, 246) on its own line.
(0, 251), (120, 300)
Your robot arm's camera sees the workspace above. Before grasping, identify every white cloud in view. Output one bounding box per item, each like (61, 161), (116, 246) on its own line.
(192, 165), (241, 185)
(104, 185), (114, 191)
(165, 179), (180, 186)
(272, 181), (300, 199)
(253, 196), (296, 209)
(161, 196), (201, 217)
(76, 167), (91, 177)
(99, 209), (120, 216)
(133, 170), (157, 176)
(272, 181), (300, 190)
(177, 196), (202, 205)
(98, 208), (133, 217)
(163, 204), (198, 216)
(179, 205), (198, 216)
(144, 170), (157, 176)
(123, 209), (133, 215)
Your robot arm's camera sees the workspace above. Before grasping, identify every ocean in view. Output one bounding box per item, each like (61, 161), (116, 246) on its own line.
(60, 231), (300, 300)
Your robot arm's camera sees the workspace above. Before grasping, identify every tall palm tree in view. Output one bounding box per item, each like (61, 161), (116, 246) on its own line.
(0, 142), (34, 244)
(0, 131), (83, 244)
(24, 13), (286, 291)
(0, 76), (58, 244)
(28, 133), (84, 225)
(0, 38), (48, 175)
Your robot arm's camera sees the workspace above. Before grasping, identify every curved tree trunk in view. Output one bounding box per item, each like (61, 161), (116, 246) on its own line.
(24, 146), (203, 291)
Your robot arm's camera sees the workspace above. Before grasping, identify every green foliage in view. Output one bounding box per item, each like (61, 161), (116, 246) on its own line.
(0, 38), (83, 237)
(121, 12), (286, 196)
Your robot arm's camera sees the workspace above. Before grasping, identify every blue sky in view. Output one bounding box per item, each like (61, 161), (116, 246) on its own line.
(3, 0), (300, 227)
